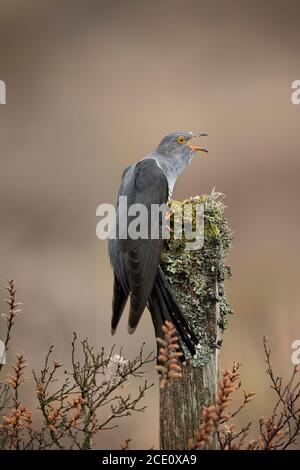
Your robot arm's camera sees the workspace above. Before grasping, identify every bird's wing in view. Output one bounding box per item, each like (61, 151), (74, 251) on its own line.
(110, 159), (168, 333)
(111, 273), (129, 335)
(109, 166), (132, 334)
(118, 158), (169, 333)
(108, 164), (133, 295)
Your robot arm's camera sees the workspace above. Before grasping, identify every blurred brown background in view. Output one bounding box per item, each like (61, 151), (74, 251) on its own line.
(1, 0), (300, 449)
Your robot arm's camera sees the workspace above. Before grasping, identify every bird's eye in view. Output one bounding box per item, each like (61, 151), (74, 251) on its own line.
(176, 136), (187, 144)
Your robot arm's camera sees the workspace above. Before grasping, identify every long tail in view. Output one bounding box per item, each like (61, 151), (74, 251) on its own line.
(148, 267), (198, 360)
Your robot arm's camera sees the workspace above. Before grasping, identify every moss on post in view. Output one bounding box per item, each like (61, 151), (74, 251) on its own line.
(159, 191), (232, 450)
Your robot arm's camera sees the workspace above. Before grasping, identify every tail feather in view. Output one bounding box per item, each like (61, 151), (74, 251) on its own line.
(149, 267), (198, 359)
(111, 275), (128, 335)
(148, 282), (172, 358)
(157, 268), (198, 344)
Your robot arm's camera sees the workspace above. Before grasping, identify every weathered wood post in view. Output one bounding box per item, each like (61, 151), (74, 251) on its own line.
(159, 192), (232, 450)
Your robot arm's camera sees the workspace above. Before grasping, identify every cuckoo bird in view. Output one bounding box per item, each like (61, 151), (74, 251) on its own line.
(108, 131), (207, 357)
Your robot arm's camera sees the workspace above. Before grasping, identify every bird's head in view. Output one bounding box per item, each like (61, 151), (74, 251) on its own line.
(156, 131), (208, 160)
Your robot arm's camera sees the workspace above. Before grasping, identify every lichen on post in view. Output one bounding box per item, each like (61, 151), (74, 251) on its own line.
(159, 191), (232, 450)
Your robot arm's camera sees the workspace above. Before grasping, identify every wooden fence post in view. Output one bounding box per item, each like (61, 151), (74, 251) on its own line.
(159, 192), (232, 450)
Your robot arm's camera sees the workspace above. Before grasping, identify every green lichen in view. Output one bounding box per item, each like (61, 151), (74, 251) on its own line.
(160, 190), (233, 367)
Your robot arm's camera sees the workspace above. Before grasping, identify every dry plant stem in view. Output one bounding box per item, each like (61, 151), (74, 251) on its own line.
(7, 354), (27, 449)
(0, 281), (155, 450)
(0, 280), (21, 372)
(156, 321), (183, 390)
(188, 406), (215, 449)
(189, 338), (300, 451)
(189, 363), (254, 450)
(0, 353), (29, 450)
(32, 334), (155, 449)
(214, 363), (254, 450)
(259, 336), (300, 450)
(2, 279), (300, 451)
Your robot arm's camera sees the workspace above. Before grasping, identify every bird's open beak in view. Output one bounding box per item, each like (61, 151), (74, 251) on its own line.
(187, 132), (208, 153)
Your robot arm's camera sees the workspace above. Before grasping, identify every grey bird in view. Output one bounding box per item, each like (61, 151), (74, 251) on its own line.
(108, 131), (208, 357)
